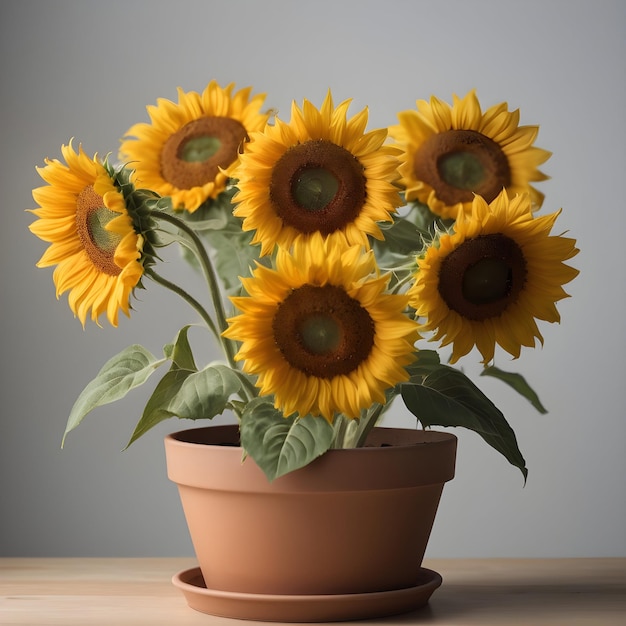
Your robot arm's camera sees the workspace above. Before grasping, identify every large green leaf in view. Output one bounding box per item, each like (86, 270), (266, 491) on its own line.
(166, 363), (242, 420)
(63, 345), (164, 445)
(163, 325), (197, 371)
(126, 327), (200, 446)
(179, 186), (237, 231)
(174, 189), (263, 294)
(374, 202), (450, 264)
(203, 227), (263, 295)
(376, 214), (424, 257)
(239, 398), (335, 481)
(126, 368), (193, 446)
(481, 365), (548, 414)
(401, 363), (528, 481)
(407, 349), (442, 370)
(151, 188), (263, 296)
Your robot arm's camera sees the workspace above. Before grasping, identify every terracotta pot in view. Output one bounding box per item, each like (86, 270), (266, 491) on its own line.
(165, 424), (456, 620)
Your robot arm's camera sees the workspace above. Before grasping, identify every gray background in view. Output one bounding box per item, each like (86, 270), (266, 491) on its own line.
(1, 0), (624, 558)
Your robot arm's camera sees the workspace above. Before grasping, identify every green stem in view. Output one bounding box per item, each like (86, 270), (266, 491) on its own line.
(151, 211), (237, 368)
(144, 267), (219, 339)
(231, 369), (260, 403)
(332, 414), (349, 449)
(145, 267), (257, 403)
(355, 403), (386, 448)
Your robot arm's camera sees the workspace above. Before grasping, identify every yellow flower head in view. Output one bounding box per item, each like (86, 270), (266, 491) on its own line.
(390, 90), (551, 219)
(232, 91), (402, 255)
(29, 141), (144, 327)
(408, 191), (579, 364)
(119, 81), (269, 212)
(224, 233), (419, 420)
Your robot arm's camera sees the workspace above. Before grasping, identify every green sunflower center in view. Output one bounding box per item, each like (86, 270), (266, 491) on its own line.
(180, 136), (222, 163)
(161, 116), (248, 190)
(292, 168), (340, 212)
(272, 283), (375, 378)
(438, 233), (527, 320)
(270, 140), (366, 234)
(413, 129), (511, 205)
(438, 151), (486, 191)
(299, 313), (342, 353)
(75, 185), (122, 276)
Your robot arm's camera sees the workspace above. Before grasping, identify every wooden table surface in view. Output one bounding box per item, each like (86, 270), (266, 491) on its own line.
(1, 558), (625, 625)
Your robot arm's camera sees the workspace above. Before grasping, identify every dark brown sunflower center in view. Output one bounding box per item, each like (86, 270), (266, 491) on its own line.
(413, 129), (511, 205)
(160, 116), (248, 190)
(269, 140), (366, 234)
(75, 185), (121, 276)
(272, 284), (375, 378)
(438, 234), (527, 320)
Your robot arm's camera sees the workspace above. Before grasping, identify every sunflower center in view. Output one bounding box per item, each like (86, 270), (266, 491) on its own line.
(439, 152), (485, 190)
(75, 185), (121, 276)
(463, 257), (511, 303)
(270, 140), (366, 234)
(272, 284), (375, 378)
(161, 116), (248, 190)
(438, 233), (527, 320)
(292, 168), (340, 212)
(180, 136), (222, 162)
(413, 129), (511, 205)
(300, 314), (342, 353)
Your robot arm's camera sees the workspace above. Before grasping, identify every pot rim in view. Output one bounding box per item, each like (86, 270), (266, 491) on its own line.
(165, 424), (457, 493)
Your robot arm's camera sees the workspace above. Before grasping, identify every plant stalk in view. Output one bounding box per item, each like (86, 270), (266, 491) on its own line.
(144, 267), (219, 339)
(151, 211), (238, 368)
(355, 403), (386, 448)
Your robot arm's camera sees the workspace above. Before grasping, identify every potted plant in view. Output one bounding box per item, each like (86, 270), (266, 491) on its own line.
(27, 82), (579, 621)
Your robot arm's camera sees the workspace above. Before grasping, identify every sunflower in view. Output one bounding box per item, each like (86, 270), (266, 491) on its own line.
(29, 142), (144, 327)
(119, 81), (269, 212)
(408, 191), (579, 364)
(390, 90), (551, 220)
(232, 91), (402, 256)
(223, 233), (418, 420)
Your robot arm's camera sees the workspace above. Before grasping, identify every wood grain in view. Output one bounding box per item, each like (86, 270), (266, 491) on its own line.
(1, 558), (624, 625)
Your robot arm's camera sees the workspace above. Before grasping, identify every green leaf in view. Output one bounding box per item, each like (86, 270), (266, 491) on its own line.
(239, 398), (335, 481)
(408, 349), (441, 371)
(401, 364), (528, 481)
(179, 186), (237, 231)
(374, 202), (451, 263)
(163, 325), (197, 371)
(481, 365), (548, 414)
(126, 328), (201, 446)
(173, 194), (263, 294)
(166, 363), (242, 420)
(203, 227), (262, 294)
(150, 227), (183, 248)
(63, 345), (163, 445)
(126, 368), (194, 446)
(376, 214), (424, 256)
